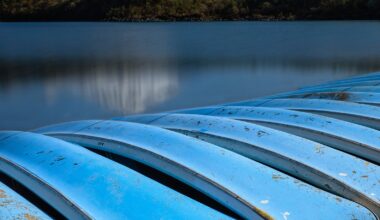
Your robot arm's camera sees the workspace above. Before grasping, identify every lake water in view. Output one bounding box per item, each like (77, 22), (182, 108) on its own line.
(1, 21), (380, 130)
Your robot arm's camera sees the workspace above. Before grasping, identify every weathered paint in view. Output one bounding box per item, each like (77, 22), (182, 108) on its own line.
(297, 79), (380, 91)
(176, 106), (380, 165)
(230, 98), (380, 130)
(0, 181), (51, 220)
(265, 85), (380, 99)
(117, 113), (380, 217)
(0, 132), (228, 220)
(37, 120), (377, 220)
(36, 120), (266, 219)
(281, 92), (380, 106)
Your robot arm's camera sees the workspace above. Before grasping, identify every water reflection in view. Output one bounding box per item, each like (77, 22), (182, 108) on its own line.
(1, 22), (380, 130)
(44, 61), (178, 114)
(2, 57), (380, 130)
(0, 60), (181, 130)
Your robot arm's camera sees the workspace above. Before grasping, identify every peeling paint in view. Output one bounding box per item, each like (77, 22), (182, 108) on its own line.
(339, 172), (348, 177)
(282, 211), (290, 220)
(260, 200), (269, 204)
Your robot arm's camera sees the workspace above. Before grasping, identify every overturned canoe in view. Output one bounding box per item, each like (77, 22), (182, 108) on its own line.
(277, 91), (380, 106)
(0, 181), (51, 220)
(230, 98), (380, 130)
(175, 106), (380, 164)
(0, 132), (228, 219)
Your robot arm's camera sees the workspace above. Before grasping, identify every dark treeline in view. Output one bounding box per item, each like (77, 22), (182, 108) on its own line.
(1, 0), (380, 21)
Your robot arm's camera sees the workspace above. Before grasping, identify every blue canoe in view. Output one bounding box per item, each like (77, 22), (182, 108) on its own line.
(0, 181), (51, 220)
(0, 132), (229, 219)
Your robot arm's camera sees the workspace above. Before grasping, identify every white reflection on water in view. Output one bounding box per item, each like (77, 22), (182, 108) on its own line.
(44, 62), (178, 114)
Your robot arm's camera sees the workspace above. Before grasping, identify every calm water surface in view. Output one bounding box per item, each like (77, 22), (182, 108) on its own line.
(1, 21), (380, 130)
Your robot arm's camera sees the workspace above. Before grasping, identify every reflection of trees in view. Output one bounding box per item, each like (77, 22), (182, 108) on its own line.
(2, 57), (380, 114)
(81, 67), (178, 113)
(44, 61), (178, 114)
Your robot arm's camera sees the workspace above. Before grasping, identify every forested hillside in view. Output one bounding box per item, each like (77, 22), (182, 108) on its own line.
(1, 0), (380, 21)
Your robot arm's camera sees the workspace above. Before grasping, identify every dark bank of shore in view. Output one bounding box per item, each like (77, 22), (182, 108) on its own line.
(1, 0), (380, 22)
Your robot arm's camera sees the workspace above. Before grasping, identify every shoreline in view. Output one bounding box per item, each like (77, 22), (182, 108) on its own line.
(2, 18), (380, 22)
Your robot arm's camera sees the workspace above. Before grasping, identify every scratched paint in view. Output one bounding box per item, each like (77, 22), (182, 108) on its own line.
(0, 132), (229, 220)
(0, 181), (51, 220)
(176, 106), (380, 164)
(230, 98), (380, 130)
(37, 120), (376, 220)
(118, 113), (380, 217)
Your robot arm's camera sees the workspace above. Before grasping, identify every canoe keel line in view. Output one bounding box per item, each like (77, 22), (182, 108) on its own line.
(1, 72), (380, 219)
